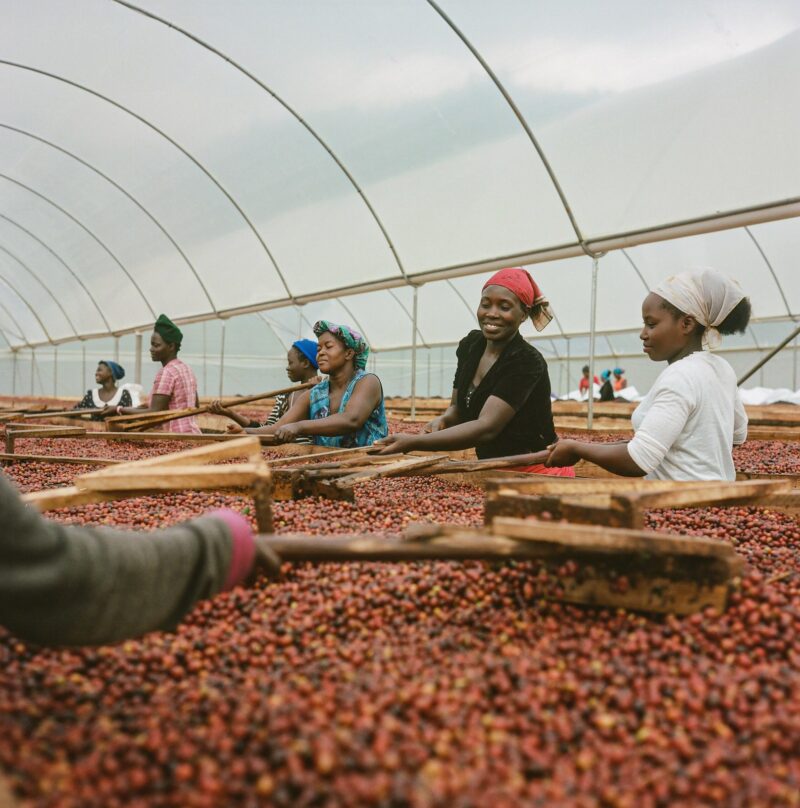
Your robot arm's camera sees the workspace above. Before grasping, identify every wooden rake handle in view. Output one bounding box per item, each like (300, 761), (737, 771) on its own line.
(106, 381), (317, 432)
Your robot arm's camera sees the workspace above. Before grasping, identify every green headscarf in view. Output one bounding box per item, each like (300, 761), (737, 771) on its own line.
(154, 314), (183, 346)
(313, 320), (369, 370)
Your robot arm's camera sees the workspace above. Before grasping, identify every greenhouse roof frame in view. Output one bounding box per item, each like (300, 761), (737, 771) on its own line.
(0, 0), (798, 353)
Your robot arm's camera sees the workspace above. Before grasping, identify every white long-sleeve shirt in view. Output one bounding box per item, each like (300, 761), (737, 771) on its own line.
(627, 352), (748, 481)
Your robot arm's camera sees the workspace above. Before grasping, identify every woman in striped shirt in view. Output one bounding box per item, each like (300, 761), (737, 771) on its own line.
(210, 339), (320, 440)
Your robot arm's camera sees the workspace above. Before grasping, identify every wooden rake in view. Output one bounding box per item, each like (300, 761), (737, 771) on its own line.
(257, 515), (744, 616)
(104, 381), (316, 432)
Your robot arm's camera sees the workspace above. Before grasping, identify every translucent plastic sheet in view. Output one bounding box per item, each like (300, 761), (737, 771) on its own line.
(0, 1), (799, 352)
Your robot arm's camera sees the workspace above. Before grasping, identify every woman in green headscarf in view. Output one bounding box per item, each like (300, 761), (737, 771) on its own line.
(246, 320), (387, 447)
(107, 314), (201, 434)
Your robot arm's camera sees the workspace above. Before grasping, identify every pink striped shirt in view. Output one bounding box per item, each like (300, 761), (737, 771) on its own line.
(151, 358), (201, 434)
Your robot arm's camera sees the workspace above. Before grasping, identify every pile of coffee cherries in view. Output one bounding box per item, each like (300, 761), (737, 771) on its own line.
(0, 434), (798, 806)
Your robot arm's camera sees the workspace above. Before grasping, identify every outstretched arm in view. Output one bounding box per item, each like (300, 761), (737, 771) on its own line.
(0, 476), (277, 646)
(545, 439), (646, 477)
(375, 395), (515, 454)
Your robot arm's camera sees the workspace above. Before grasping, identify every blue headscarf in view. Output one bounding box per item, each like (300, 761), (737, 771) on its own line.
(101, 360), (125, 381)
(291, 339), (319, 369)
(600, 369), (612, 382)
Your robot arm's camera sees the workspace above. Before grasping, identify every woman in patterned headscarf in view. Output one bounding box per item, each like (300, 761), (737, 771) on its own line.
(246, 321), (387, 448)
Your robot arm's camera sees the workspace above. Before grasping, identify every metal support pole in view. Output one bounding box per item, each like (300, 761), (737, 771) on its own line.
(566, 337), (571, 395)
(12, 350), (17, 396)
(30, 348), (35, 396)
(114, 335), (120, 363)
(134, 333), (143, 385)
(218, 320), (226, 398)
(737, 321), (800, 386)
(794, 334), (798, 392)
(410, 286), (419, 418)
(426, 350), (431, 398)
(53, 345), (58, 397)
(587, 257), (600, 428)
(202, 321), (207, 397)
(81, 342), (86, 388)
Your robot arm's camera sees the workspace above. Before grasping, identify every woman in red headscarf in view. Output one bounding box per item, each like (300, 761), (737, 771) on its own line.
(375, 268), (573, 475)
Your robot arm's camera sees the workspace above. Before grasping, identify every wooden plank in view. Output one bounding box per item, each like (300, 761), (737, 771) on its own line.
(0, 770), (19, 808)
(89, 436), (262, 473)
(0, 408), (103, 421)
(485, 478), (794, 529)
(485, 492), (630, 527)
(485, 477), (680, 496)
(252, 474), (273, 533)
(76, 463), (268, 492)
(755, 491), (800, 518)
(737, 471), (800, 488)
(492, 517), (741, 565)
(23, 485), (127, 511)
(6, 425), (87, 438)
(0, 452), (120, 466)
(616, 479), (790, 511)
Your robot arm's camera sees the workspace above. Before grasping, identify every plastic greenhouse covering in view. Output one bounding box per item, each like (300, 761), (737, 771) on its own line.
(0, 0), (799, 398)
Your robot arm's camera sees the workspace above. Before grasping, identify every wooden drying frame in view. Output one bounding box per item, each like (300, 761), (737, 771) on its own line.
(22, 437), (274, 532)
(483, 476), (800, 530)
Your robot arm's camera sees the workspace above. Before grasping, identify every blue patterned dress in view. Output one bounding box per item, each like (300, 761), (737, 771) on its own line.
(308, 370), (388, 448)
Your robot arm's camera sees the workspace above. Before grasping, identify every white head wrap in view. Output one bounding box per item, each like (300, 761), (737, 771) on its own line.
(651, 269), (745, 351)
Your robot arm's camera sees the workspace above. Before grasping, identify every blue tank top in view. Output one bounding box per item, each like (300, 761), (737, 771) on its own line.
(308, 370), (388, 448)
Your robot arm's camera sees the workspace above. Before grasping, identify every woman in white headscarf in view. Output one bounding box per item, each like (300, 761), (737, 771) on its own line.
(545, 269), (751, 481)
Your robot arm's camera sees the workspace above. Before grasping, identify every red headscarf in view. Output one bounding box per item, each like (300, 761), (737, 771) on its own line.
(483, 267), (554, 331)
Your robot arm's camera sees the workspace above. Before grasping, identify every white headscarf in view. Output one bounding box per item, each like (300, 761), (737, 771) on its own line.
(652, 269), (745, 351)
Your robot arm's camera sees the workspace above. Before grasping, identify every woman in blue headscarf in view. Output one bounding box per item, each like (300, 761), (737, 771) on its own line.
(210, 339), (321, 439)
(74, 360), (132, 420)
(246, 321), (387, 447)
(599, 369), (615, 402)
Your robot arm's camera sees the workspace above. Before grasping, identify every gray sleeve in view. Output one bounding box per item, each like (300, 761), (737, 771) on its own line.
(0, 474), (235, 647)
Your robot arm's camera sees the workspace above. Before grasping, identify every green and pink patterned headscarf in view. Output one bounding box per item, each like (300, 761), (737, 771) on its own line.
(313, 320), (369, 370)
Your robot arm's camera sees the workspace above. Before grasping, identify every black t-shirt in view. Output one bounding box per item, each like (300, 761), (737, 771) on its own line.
(599, 380), (615, 402)
(453, 330), (557, 459)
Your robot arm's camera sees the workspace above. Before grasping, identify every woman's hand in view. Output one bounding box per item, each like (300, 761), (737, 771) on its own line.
(98, 405), (117, 419)
(372, 433), (421, 455)
(226, 423), (244, 434)
(423, 415), (449, 433)
(545, 439), (581, 468)
(209, 400), (233, 417)
(272, 422), (303, 444)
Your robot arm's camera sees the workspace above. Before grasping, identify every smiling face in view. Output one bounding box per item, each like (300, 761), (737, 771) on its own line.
(95, 362), (113, 385)
(315, 331), (353, 375)
(477, 285), (528, 342)
(285, 346), (310, 382)
(640, 293), (699, 363)
(150, 331), (177, 364)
